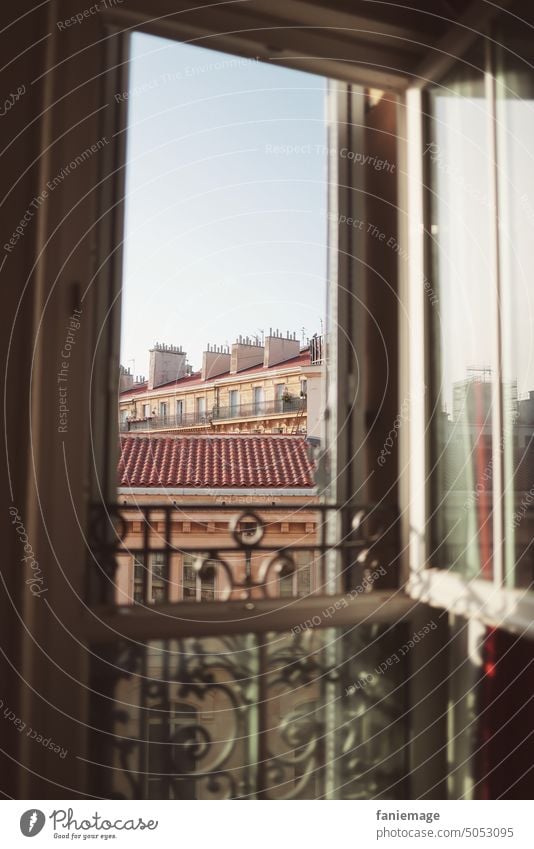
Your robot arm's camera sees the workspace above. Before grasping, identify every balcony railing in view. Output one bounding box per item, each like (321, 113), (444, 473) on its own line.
(119, 397), (306, 432)
(309, 334), (324, 365)
(213, 396), (305, 421)
(88, 500), (404, 800)
(89, 500), (398, 607)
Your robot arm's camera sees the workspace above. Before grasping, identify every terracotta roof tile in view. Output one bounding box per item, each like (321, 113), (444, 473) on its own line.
(118, 435), (316, 489)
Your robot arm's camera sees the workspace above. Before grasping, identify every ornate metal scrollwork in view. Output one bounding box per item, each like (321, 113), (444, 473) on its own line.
(90, 625), (408, 800)
(88, 500), (403, 799)
(89, 501), (398, 604)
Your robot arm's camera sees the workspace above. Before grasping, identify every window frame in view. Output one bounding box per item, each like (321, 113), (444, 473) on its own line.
(403, 30), (534, 635)
(22, 3), (446, 799)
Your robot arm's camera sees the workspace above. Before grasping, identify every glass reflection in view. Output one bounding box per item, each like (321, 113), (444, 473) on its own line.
(90, 627), (408, 799)
(496, 13), (534, 589)
(428, 42), (496, 579)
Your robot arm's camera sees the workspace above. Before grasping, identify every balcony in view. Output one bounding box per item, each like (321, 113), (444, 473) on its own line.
(309, 334), (324, 365)
(88, 501), (404, 799)
(119, 397), (306, 432)
(90, 500), (399, 608)
(213, 396), (305, 421)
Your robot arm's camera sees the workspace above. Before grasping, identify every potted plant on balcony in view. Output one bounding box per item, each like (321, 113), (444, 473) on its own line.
(282, 388), (292, 411)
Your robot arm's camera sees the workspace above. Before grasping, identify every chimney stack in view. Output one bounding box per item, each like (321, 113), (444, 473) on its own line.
(202, 343), (231, 381)
(263, 328), (300, 368)
(119, 365), (134, 393)
(230, 336), (264, 374)
(148, 343), (187, 389)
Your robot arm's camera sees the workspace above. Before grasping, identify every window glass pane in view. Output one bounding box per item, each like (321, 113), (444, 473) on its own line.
(181, 554), (216, 600)
(91, 626), (409, 799)
(150, 552), (168, 602)
(229, 390), (239, 414)
(182, 558), (196, 599)
(133, 554), (145, 603)
(427, 41), (496, 580)
(279, 571), (294, 597)
(134, 554), (145, 579)
(151, 551), (167, 580)
(297, 563), (312, 596)
(495, 12), (534, 589)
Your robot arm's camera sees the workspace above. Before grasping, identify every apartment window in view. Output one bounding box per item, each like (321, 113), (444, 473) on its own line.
(197, 397), (206, 420)
(176, 399), (183, 421)
(142, 403), (150, 418)
(275, 383), (284, 412)
(159, 401), (168, 418)
(300, 379), (308, 397)
(133, 553), (168, 603)
(229, 389), (239, 417)
(279, 553), (313, 598)
(182, 555), (215, 601)
(151, 552), (167, 603)
(133, 555), (145, 603)
(253, 386), (264, 414)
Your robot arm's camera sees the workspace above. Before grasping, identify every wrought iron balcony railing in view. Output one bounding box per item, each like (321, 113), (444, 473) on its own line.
(309, 334), (324, 365)
(119, 397), (306, 432)
(88, 499), (407, 800)
(212, 396), (305, 421)
(89, 501), (398, 607)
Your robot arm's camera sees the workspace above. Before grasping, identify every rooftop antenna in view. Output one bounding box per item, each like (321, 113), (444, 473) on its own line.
(301, 326), (307, 345)
(466, 366), (492, 382)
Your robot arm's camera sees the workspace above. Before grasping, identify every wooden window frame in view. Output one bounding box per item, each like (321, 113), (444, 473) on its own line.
(17, 0), (446, 799)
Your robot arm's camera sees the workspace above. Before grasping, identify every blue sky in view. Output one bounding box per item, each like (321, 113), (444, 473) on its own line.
(120, 33), (327, 377)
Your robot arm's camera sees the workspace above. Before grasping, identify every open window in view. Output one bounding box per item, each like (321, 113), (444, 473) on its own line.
(8, 0), (451, 801)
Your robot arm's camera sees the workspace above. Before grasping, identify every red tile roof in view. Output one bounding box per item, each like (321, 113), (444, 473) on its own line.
(118, 435), (316, 489)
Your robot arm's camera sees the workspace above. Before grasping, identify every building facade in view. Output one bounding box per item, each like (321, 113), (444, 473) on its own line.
(116, 434), (321, 606)
(118, 332), (324, 438)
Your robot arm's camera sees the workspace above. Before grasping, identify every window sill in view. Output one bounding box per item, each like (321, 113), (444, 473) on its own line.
(407, 567), (534, 637)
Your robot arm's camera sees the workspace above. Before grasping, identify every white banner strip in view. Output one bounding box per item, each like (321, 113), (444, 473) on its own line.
(2, 800), (533, 847)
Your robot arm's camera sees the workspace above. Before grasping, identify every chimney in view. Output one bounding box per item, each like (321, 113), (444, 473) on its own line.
(148, 343), (187, 389)
(202, 343), (231, 381)
(119, 365), (134, 392)
(264, 329), (300, 368)
(230, 336), (264, 374)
